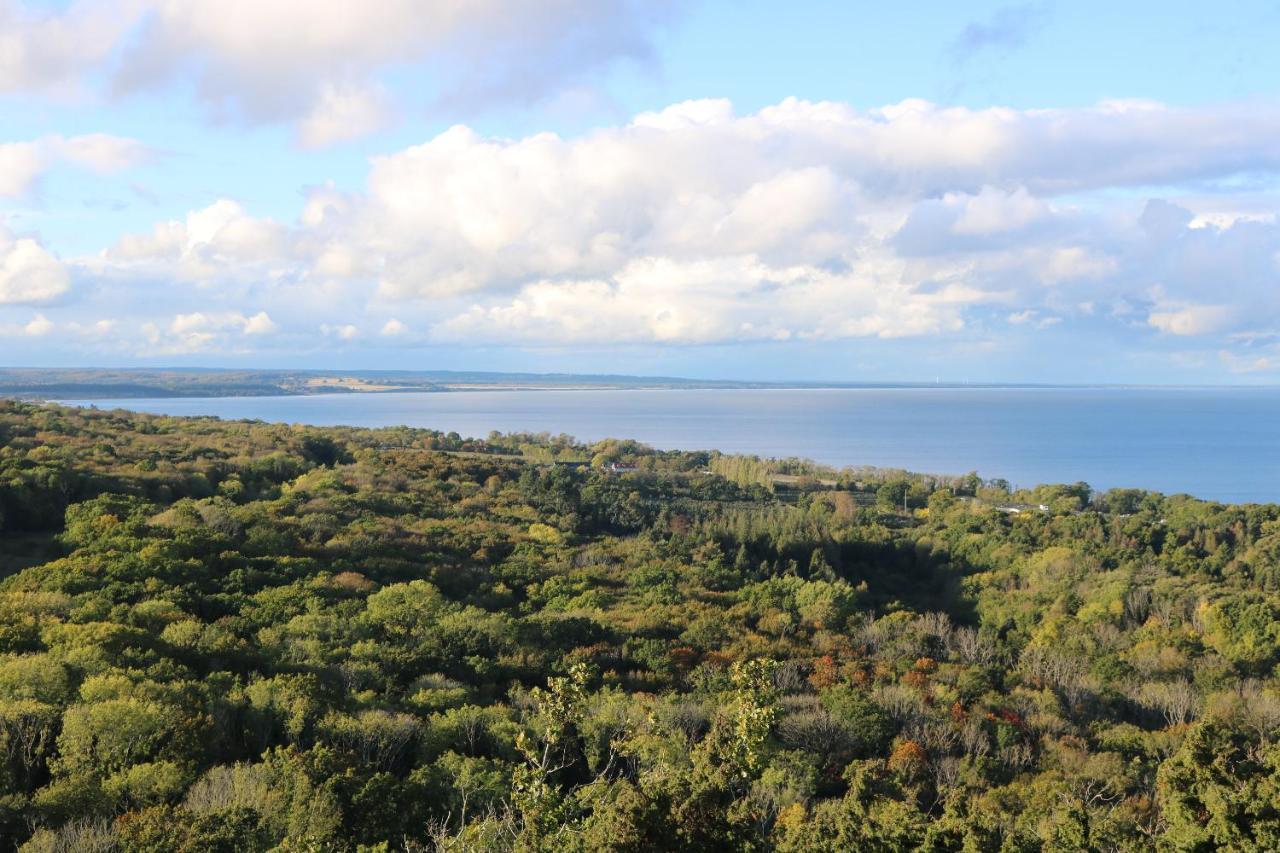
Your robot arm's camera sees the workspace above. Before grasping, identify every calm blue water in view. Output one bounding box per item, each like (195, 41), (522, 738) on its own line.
(61, 388), (1280, 503)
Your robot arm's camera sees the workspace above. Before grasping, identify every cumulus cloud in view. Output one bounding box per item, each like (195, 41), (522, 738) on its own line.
(68, 318), (116, 339)
(107, 198), (286, 279)
(2, 314), (109, 338)
(350, 98), (1280, 305)
(92, 97), (1280, 350)
(0, 227), (70, 304)
(141, 310), (277, 353)
(432, 253), (998, 345)
(23, 313), (53, 336)
(242, 311), (278, 335)
(0, 133), (151, 197)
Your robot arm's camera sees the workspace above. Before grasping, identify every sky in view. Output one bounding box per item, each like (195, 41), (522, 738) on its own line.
(2, 0), (1280, 383)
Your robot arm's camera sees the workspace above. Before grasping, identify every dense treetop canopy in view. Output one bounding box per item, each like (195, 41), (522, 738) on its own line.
(0, 400), (1278, 851)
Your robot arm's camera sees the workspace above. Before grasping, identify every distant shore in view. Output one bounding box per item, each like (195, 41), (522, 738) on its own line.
(3, 366), (1270, 401)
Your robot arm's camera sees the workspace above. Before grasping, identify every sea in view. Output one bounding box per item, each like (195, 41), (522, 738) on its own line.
(58, 387), (1280, 504)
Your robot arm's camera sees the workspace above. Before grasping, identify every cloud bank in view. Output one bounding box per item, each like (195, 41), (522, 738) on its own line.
(67, 98), (1275, 365)
(1, 0), (685, 146)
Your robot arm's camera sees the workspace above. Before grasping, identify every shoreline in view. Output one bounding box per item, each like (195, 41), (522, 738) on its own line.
(16, 381), (1280, 402)
(39, 390), (1280, 505)
(2, 367), (1278, 402)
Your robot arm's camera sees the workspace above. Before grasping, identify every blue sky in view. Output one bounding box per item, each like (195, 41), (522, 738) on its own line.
(2, 0), (1280, 382)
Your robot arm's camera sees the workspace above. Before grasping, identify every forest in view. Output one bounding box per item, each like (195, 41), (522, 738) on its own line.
(0, 399), (1278, 851)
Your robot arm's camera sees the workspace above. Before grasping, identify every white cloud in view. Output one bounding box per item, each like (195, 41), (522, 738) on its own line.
(1148, 304), (1236, 337)
(144, 310), (279, 352)
(380, 318), (408, 336)
(0, 142), (42, 197)
(1, 1), (686, 145)
(0, 228), (70, 304)
(1218, 348), (1269, 371)
(242, 311), (277, 335)
(0, 0), (136, 94)
(951, 186), (1048, 235)
(107, 198), (286, 279)
(50, 133), (152, 173)
(91, 97), (1280, 349)
(23, 313), (53, 336)
(1035, 247), (1117, 284)
(311, 245), (367, 279)
(296, 83), (393, 149)
(1218, 347), (1278, 373)
(321, 323), (359, 340)
(68, 318), (116, 338)
(78, 0), (677, 145)
(432, 252), (1002, 345)
(343, 99), (1280, 305)
(0, 133), (150, 197)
